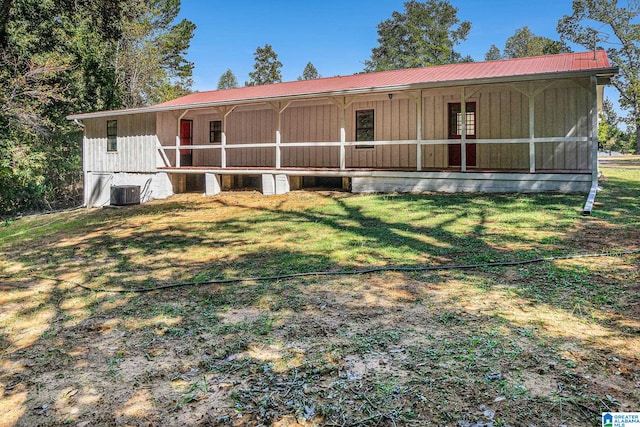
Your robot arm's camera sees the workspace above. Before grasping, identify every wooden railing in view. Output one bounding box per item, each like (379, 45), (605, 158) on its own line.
(158, 136), (591, 173)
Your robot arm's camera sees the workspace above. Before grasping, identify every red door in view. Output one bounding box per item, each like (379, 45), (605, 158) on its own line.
(179, 119), (193, 166)
(448, 144), (477, 168)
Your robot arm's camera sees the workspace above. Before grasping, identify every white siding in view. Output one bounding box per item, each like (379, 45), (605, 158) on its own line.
(84, 113), (157, 173)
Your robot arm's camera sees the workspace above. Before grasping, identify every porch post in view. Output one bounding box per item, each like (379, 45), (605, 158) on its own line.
(590, 75), (599, 185)
(215, 106), (236, 169)
(460, 88), (467, 172)
(340, 105), (346, 170)
(416, 91), (423, 171)
(268, 102), (291, 170)
(529, 84), (536, 173)
(276, 108), (282, 169)
(176, 110), (189, 168)
(221, 114), (227, 169)
(175, 136), (181, 168)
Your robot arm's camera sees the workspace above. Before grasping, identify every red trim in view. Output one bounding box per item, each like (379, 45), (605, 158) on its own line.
(448, 102), (476, 167)
(180, 119), (192, 155)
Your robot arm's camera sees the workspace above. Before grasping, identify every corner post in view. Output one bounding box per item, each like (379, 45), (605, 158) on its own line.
(590, 75), (599, 186)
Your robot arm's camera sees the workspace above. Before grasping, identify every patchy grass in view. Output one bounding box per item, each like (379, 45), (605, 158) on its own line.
(0, 163), (639, 426)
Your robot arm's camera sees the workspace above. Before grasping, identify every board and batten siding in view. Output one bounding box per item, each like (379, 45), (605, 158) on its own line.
(226, 108), (276, 167)
(474, 86), (529, 170)
(534, 82), (590, 170)
(281, 103), (341, 168)
(84, 113), (157, 173)
(144, 78), (591, 172)
(156, 111), (179, 166)
(346, 97), (418, 169)
(190, 112), (222, 167)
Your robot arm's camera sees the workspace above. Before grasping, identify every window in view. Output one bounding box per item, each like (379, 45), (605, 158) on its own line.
(355, 109), (374, 149)
(448, 102), (476, 139)
(210, 120), (222, 143)
(107, 120), (117, 152)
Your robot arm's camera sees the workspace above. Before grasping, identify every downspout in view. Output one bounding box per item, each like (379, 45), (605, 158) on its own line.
(582, 75), (599, 216)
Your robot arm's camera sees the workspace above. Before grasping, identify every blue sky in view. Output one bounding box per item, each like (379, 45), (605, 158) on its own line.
(178, 0), (593, 91)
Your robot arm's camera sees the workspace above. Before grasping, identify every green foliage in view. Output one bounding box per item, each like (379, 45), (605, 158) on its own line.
(503, 26), (571, 58)
(557, 0), (640, 154)
(364, 0), (471, 72)
(598, 98), (630, 153)
(0, 0), (195, 216)
(485, 44), (502, 61)
(113, 0), (196, 107)
(217, 69), (239, 90)
(246, 44), (282, 86)
(298, 61), (320, 80)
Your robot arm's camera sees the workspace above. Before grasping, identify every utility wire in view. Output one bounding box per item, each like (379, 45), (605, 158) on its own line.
(4, 249), (639, 294)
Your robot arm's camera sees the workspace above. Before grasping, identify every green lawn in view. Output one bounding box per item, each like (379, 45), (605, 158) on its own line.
(0, 164), (638, 426)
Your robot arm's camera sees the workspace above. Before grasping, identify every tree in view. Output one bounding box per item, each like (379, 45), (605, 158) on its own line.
(485, 44), (503, 61)
(298, 62), (320, 80)
(557, 0), (640, 154)
(503, 26), (571, 58)
(364, 0), (471, 72)
(0, 0), (12, 47)
(598, 98), (624, 152)
(0, 0), (196, 215)
(217, 69), (238, 89)
(246, 44), (282, 86)
(113, 0), (196, 107)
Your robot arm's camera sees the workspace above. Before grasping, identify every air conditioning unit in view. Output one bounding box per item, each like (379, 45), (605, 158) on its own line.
(110, 185), (141, 206)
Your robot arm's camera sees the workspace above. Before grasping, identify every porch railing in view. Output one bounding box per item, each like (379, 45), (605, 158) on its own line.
(158, 136), (591, 173)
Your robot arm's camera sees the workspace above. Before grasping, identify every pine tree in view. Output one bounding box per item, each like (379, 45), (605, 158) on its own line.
(298, 62), (320, 80)
(246, 44), (282, 86)
(484, 45), (502, 61)
(218, 69), (239, 89)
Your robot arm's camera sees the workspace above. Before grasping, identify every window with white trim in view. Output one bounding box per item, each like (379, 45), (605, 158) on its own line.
(107, 120), (117, 152)
(355, 109), (374, 149)
(210, 120), (222, 143)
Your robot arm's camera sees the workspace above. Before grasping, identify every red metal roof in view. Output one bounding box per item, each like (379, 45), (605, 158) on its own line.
(155, 51), (613, 107)
(68, 51), (615, 119)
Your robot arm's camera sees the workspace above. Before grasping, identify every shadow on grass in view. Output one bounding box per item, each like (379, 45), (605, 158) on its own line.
(0, 184), (638, 426)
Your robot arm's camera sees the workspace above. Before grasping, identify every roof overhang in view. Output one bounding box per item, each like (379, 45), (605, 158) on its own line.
(67, 67), (618, 121)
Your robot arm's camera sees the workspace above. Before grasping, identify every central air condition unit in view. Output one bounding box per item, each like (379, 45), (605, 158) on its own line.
(110, 185), (141, 206)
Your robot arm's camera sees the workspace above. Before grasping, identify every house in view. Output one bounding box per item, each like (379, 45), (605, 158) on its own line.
(68, 51), (616, 212)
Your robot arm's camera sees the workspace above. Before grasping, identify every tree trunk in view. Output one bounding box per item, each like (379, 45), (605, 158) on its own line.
(636, 120), (640, 154)
(0, 0), (13, 48)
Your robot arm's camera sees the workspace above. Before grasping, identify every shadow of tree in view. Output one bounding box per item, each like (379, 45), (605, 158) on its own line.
(0, 186), (638, 426)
